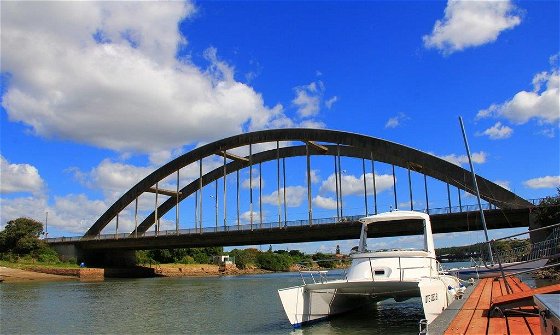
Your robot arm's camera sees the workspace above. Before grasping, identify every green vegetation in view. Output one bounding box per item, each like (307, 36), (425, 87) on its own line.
(137, 245), (347, 272)
(136, 247), (224, 266)
(436, 239), (531, 262)
(534, 187), (560, 229)
(0, 217), (72, 266)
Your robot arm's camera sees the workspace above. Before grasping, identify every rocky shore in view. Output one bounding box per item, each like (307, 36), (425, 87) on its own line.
(152, 263), (271, 277)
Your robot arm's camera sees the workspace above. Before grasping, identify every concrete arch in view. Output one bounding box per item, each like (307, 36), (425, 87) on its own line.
(84, 129), (531, 237)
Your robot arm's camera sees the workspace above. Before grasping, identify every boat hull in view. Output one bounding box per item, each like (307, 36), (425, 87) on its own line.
(278, 276), (459, 327)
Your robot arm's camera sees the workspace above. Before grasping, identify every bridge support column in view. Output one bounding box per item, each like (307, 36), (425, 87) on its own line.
(52, 245), (136, 267)
(51, 243), (83, 263)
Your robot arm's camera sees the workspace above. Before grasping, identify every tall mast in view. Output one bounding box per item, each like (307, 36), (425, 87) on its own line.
(459, 116), (494, 264)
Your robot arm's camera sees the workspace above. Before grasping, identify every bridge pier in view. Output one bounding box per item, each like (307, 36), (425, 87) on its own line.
(51, 244), (136, 267)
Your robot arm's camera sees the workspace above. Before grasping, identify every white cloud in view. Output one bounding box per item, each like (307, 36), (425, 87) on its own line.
(325, 96), (338, 109)
(313, 195), (338, 210)
(0, 156), (44, 194)
(477, 61), (559, 127)
(523, 176), (560, 189)
(423, 0), (521, 54)
(1, 1), (313, 155)
(310, 169), (320, 184)
(242, 172), (264, 189)
(385, 113), (408, 129)
(438, 151), (487, 166)
(319, 173), (394, 196)
(0, 194), (107, 234)
(478, 122), (513, 139)
(292, 82), (323, 118)
(261, 186), (307, 207)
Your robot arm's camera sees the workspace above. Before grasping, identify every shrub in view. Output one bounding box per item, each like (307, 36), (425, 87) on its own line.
(256, 252), (293, 271)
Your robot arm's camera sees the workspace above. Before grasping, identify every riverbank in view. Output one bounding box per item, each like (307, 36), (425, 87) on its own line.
(0, 266), (77, 283)
(151, 263), (271, 277)
(0, 263), (273, 283)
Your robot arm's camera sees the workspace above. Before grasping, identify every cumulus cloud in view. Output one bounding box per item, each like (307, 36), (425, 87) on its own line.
(261, 186), (307, 207)
(423, 0), (521, 54)
(0, 156), (44, 194)
(1, 1), (312, 155)
(477, 122), (513, 139)
(477, 58), (559, 128)
(319, 173), (394, 196)
(385, 113), (409, 129)
(313, 195), (338, 210)
(292, 82), (323, 117)
(242, 172), (264, 189)
(292, 81), (335, 118)
(438, 151), (487, 166)
(0, 194), (107, 234)
(523, 176), (560, 189)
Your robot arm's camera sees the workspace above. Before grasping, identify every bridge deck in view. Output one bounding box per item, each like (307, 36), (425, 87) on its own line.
(47, 208), (531, 251)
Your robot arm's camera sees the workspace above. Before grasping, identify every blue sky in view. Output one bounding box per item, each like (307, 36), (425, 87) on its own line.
(1, 1), (559, 253)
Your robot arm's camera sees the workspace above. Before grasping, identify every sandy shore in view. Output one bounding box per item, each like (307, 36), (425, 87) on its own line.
(0, 266), (77, 283)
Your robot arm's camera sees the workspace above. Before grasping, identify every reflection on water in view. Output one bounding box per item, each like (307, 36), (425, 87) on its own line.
(3, 264), (555, 335)
(0, 272), (424, 335)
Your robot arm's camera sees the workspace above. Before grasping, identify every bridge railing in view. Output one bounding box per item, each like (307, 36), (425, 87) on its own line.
(47, 198), (555, 243)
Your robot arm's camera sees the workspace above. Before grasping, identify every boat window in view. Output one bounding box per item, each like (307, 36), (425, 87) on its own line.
(374, 270), (385, 275)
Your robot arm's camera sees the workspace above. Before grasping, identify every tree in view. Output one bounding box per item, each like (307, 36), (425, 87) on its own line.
(535, 188), (560, 228)
(256, 252), (293, 271)
(0, 217), (45, 254)
(531, 188), (560, 242)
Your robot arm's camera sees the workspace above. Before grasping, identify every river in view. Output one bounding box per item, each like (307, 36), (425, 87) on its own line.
(0, 267), (554, 335)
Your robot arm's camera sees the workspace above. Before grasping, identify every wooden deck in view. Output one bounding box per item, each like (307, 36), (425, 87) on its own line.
(443, 276), (542, 335)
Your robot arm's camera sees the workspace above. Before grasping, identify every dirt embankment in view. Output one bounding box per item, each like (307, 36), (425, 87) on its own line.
(0, 266), (77, 283)
(152, 264), (270, 277)
(0, 264), (271, 283)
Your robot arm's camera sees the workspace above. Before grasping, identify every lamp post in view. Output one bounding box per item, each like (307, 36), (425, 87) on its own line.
(45, 211), (48, 239)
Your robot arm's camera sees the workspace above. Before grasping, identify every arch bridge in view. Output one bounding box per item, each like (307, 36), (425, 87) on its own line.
(49, 129), (535, 265)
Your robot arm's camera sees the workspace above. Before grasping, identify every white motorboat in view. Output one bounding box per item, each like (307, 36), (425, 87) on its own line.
(278, 210), (465, 328)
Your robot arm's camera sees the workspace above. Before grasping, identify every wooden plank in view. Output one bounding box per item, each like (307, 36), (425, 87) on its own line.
(506, 316), (532, 335)
(504, 277), (524, 294)
(522, 315), (541, 335)
(487, 280), (507, 335)
(465, 278), (493, 334)
(444, 279), (487, 334)
(491, 283), (560, 306)
(509, 276), (531, 291)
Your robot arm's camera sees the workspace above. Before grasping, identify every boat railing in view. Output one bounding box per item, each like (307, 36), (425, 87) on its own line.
(295, 260), (349, 285)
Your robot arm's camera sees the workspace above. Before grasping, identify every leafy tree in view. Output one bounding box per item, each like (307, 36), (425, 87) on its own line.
(312, 252), (336, 268)
(229, 248), (260, 269)
(256, 252), (293, 271)
(0, 217), (44, 254)
(535, 188), (560, 228)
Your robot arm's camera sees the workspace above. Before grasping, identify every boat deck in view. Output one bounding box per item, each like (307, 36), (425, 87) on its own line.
(442, 276), (542, 335)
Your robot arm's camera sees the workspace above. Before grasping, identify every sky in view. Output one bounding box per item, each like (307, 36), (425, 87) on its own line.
(1, 0), (559, 254)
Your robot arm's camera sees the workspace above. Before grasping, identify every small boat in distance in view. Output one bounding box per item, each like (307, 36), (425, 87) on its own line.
(277, 210), (466, 328)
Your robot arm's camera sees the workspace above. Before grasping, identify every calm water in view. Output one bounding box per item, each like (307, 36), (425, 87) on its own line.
(1, 266), (554, 335)
(1, 271), (424, 335)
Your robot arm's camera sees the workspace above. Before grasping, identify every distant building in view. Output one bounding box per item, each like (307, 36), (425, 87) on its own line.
(213, 255), (233, 265)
